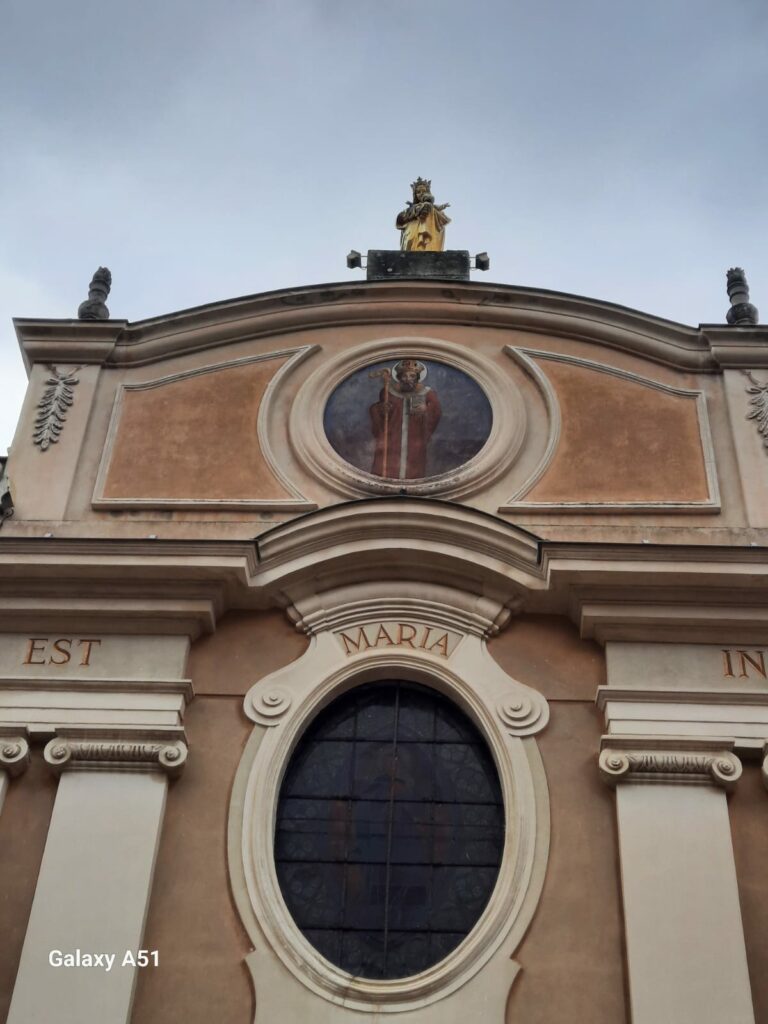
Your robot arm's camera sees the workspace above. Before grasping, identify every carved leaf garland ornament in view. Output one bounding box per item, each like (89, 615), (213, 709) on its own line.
(744, 370), (768, 450)
(33, 366), (80, 451)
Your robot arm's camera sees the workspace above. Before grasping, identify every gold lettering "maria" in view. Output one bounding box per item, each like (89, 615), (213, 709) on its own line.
(337, 622), (459, 658)
(722, 649), (767, 679)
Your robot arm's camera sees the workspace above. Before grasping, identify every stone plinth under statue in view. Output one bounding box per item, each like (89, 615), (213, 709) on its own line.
(366, 249), (470, 282)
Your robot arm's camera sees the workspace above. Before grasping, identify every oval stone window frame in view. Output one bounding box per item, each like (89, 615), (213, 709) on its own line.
(289, 337), (527, 499)
(274, 679), (507, 980)
(230, 637), (550, 1015)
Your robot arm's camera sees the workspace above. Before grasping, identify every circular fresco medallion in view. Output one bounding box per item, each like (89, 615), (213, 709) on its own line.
(323, 358), (493, 481)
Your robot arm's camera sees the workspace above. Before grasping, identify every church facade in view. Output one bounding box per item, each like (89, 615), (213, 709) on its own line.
(1, 258), (767, 1024)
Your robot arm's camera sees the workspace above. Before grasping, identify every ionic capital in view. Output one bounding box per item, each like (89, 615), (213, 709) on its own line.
(599, 737), (742, 791)
(44, 730), (187, 778)
(0, 733), (30, 778)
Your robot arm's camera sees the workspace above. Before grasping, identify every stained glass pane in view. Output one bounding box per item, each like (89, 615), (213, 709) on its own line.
(274, 681), (505, 980)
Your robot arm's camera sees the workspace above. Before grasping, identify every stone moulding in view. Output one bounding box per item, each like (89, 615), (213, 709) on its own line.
(283, 583), (525, 640)
(599, 737), (742, 791)
(228, 597), (550, 1022)
(44, 734), (187, 777)
(288, 335), (526, 500)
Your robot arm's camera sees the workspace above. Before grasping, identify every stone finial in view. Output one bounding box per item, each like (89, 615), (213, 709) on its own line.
(77, 266), (112, 320)
(726, 267), (758, 326)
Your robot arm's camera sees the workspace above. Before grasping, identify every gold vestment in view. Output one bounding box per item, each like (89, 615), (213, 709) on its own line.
(398, 205), (451, 252)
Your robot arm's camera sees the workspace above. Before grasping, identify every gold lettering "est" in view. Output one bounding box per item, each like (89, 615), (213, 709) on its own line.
(23, 638), (102, 667)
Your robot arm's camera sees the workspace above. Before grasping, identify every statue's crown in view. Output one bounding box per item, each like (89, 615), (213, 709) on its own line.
(411, 177), (431, 193)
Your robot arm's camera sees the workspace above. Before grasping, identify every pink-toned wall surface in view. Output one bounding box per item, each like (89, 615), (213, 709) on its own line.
(525, 359), (709, 503)
(0, 760), (57, 1024)
(103, 358), (293, 502)
(132, 612), (627, 1024)
(729, 764), (768, 1020)
(489, 617), (627, 1023)
(131, 610), (308, 1024)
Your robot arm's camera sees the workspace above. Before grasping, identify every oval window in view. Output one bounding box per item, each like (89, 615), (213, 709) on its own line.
(274, 681), (505, 980)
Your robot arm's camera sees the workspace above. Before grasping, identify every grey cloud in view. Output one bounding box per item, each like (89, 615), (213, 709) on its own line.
(1, 0), (766, 447)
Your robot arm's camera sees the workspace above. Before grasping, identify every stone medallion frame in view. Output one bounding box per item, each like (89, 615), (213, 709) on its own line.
(229, 617), (549, 1022)
(289, 337), (527, 499)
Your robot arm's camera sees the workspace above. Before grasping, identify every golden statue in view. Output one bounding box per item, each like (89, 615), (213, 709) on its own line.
(396, 178), (451, 252)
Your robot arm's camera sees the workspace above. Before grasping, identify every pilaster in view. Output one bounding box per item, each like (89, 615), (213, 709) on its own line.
(0, 629), (190, 1024)
(6, 728), (186, 1024)
(598, 641), (766, 1024)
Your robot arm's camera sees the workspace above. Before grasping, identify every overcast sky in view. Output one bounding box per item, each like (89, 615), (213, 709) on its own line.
(1, 0), (766, 450)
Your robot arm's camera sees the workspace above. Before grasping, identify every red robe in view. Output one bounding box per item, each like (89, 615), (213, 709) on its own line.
(370, 385), (441, 479)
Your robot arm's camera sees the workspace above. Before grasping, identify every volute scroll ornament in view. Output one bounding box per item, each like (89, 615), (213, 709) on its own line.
(0, 735), (30, 777)
(496, 693), (547, 735)
(249, 685), (293, 726)
(44, 736), (188, 778)
(599, 742), (742, 791)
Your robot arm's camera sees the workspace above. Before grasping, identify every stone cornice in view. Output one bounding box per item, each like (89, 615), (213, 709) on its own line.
(13, 319), (127, 374)
(1, 511), (768, 641)
(599, 737), (742, 790)
(14, 281), (768, 372)
(596, 686), (768, 709)
(0, 676), (194, 700)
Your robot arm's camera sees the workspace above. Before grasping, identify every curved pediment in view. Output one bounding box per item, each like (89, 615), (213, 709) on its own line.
(8, 277), (768, 533)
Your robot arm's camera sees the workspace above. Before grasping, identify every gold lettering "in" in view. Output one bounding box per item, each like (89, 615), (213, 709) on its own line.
(722, 649), (767, 679)
(338, 622), (456, 658)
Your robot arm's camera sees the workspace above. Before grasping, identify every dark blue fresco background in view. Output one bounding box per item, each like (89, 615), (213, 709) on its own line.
(323, 359), (492, 479)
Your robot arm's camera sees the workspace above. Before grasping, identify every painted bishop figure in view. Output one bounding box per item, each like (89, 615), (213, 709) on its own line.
(369, 359), (442, 479)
